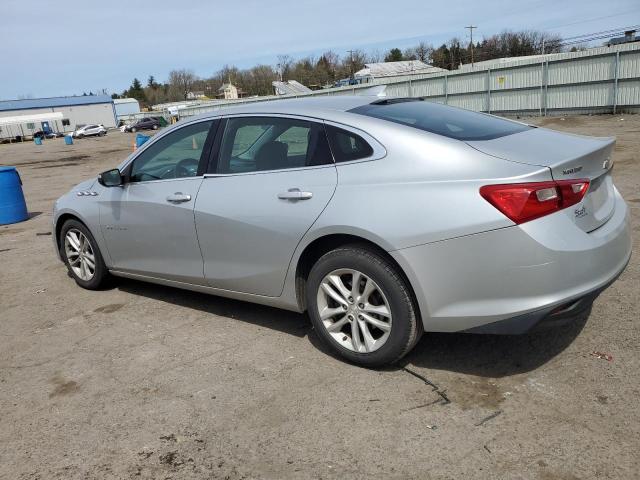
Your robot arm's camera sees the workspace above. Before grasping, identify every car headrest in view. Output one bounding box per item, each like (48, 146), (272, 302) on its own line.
(255, 141), (288, 171)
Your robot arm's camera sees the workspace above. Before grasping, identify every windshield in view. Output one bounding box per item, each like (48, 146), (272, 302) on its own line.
(349, 99), (531, 141)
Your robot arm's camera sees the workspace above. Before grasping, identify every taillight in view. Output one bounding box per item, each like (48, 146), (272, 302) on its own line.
(480, 179), (590, 224)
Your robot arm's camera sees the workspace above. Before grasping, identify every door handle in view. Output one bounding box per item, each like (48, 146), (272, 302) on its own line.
(166, 192), (192, 203)
(277, 188), (313, 201)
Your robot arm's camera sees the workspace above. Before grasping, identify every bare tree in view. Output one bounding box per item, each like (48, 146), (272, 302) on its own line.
(168, 69), (197, 100)
(276, 54), (293, 81)
(367, 49), (383, 63)
(414, 42), (434, 63)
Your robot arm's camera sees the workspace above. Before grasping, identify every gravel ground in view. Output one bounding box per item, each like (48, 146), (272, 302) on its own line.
(1, 116), (638, 479)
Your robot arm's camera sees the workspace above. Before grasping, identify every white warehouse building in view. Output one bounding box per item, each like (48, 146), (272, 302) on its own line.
(0, 94), (116, 141)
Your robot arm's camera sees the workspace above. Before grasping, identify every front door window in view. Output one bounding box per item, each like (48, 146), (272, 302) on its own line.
(129, 121), (213, 182)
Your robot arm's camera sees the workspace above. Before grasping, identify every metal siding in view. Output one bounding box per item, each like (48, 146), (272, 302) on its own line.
(548, 56), (615, 85)
(447, 73), (486, 94)
(172, 43), (640, 119)
(490, 65), (542, 90)
(491, 89), (540, 111)
(619, 50), (640, 79)
(546, 83), (613, 108)
(446, 93), (486, 111)
(617, 79), (640, 105)
(411, 77), (446, 97)
(384, 83), (410, 97)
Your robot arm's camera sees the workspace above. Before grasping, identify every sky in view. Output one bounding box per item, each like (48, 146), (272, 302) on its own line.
(1, 0), (639, 100)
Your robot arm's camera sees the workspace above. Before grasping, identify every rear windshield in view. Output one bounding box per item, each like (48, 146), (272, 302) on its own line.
(350, 100), (531, 141)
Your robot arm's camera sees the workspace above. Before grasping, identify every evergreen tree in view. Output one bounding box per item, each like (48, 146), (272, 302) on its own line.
(127, 78), (146, 103)
(384, 48), (404, 62)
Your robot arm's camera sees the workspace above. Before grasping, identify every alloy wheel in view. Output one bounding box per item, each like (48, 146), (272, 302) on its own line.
(64, 229), (96, 281)
(316, 268), (392, 353)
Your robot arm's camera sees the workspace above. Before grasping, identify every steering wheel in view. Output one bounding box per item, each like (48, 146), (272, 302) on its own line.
(175, 158), (199, 178)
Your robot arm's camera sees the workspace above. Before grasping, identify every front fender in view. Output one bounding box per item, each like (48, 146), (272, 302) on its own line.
(53, 185), (113, 267)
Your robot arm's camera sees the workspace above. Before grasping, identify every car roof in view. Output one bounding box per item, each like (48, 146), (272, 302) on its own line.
(188, 95), (377, 122)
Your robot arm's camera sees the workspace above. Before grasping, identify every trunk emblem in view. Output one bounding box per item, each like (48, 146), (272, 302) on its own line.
(574, 206), (587, 218)
(562, 166), (583, 175)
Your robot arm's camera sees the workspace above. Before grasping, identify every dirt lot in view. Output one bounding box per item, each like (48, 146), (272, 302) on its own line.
(1, 116), (639, 479)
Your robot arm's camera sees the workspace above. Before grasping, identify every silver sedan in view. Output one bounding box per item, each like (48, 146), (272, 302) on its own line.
(53, 96), (632, 367)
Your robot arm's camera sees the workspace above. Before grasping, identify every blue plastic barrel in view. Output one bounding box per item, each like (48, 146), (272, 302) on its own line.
(0, 167), (28, 225)
(34, 137), (42, 145)
(64, 135), (73, 145)
(136, 133), (150, 148)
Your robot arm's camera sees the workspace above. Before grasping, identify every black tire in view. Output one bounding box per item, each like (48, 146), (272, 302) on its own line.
(77, 134), (84, 139)
(59, 219), (109, 290)
(152, 124), (158, 130)
(306, 245), (422, 368)
(131, 127), (137, 133)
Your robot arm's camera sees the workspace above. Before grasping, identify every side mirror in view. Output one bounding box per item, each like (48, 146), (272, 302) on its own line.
(98, 168), (123, 187)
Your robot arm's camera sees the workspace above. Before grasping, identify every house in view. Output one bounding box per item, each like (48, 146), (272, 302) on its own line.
(217, 83), (239, 100)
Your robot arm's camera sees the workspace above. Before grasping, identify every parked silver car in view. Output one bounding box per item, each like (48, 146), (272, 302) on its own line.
(71, 124), (107, 138)
(52, 97), (631, 366)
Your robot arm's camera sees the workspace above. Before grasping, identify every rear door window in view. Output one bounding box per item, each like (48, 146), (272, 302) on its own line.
(217, 117), (333, 174)
(350, 99), (530, 141)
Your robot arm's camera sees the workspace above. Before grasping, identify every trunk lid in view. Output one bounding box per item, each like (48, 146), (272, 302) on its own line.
(467, 127), (616, 232)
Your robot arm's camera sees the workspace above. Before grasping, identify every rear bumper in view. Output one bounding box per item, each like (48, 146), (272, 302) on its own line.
(463, 255), (628, 334)
(391, 187), (632, 333)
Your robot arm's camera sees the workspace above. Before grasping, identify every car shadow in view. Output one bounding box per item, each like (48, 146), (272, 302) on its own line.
(116, 279), (311, 338)
(400, 309), (589, 378)
(116, 278), (588, 377)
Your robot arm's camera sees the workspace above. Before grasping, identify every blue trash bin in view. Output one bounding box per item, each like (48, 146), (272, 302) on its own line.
(0, 166), (29, 225)
(64, 135), (73, 145)
(34, 137), (42, 145)
(136, 133), (150, 148)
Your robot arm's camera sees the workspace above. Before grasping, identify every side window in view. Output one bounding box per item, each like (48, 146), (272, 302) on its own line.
(62, 119), (70, 126)
(217, 117), (332, 174)
(325, 125), (373, 162)
(129, 121), (213, 182)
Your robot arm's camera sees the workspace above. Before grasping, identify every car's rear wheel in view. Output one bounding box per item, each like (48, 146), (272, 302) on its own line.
(152, 124), (158, 130)
(131, 127), (137, 133)
(60, 220), (109, 289)
(306, 245), (422, 367)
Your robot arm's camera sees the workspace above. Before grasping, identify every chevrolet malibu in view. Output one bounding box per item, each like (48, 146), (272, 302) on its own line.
(53, 97), (632, 367)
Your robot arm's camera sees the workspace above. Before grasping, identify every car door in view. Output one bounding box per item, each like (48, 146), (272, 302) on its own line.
(99, 119), (217, 284)
(194, 115), (337, 297)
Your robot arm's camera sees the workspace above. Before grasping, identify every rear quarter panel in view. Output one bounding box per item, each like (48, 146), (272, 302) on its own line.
(313, 122), (552, 250)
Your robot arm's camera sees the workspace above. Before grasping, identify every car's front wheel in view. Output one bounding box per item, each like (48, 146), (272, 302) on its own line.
(131, 127), (137, 133)
(306, 245), (422, 367)
(60, 220), (109, 289)
(152, 124), (158, 130)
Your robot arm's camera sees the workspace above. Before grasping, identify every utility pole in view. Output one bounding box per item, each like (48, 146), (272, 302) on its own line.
(347, 49), (354, 80)
(465, 25), (477, 69)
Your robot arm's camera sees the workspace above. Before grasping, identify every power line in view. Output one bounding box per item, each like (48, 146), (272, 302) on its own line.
(542, 8), (640, 30)
(561, 25), (640, 41)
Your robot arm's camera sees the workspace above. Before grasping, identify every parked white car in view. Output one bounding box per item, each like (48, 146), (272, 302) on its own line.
(72, 124), (107, 138)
